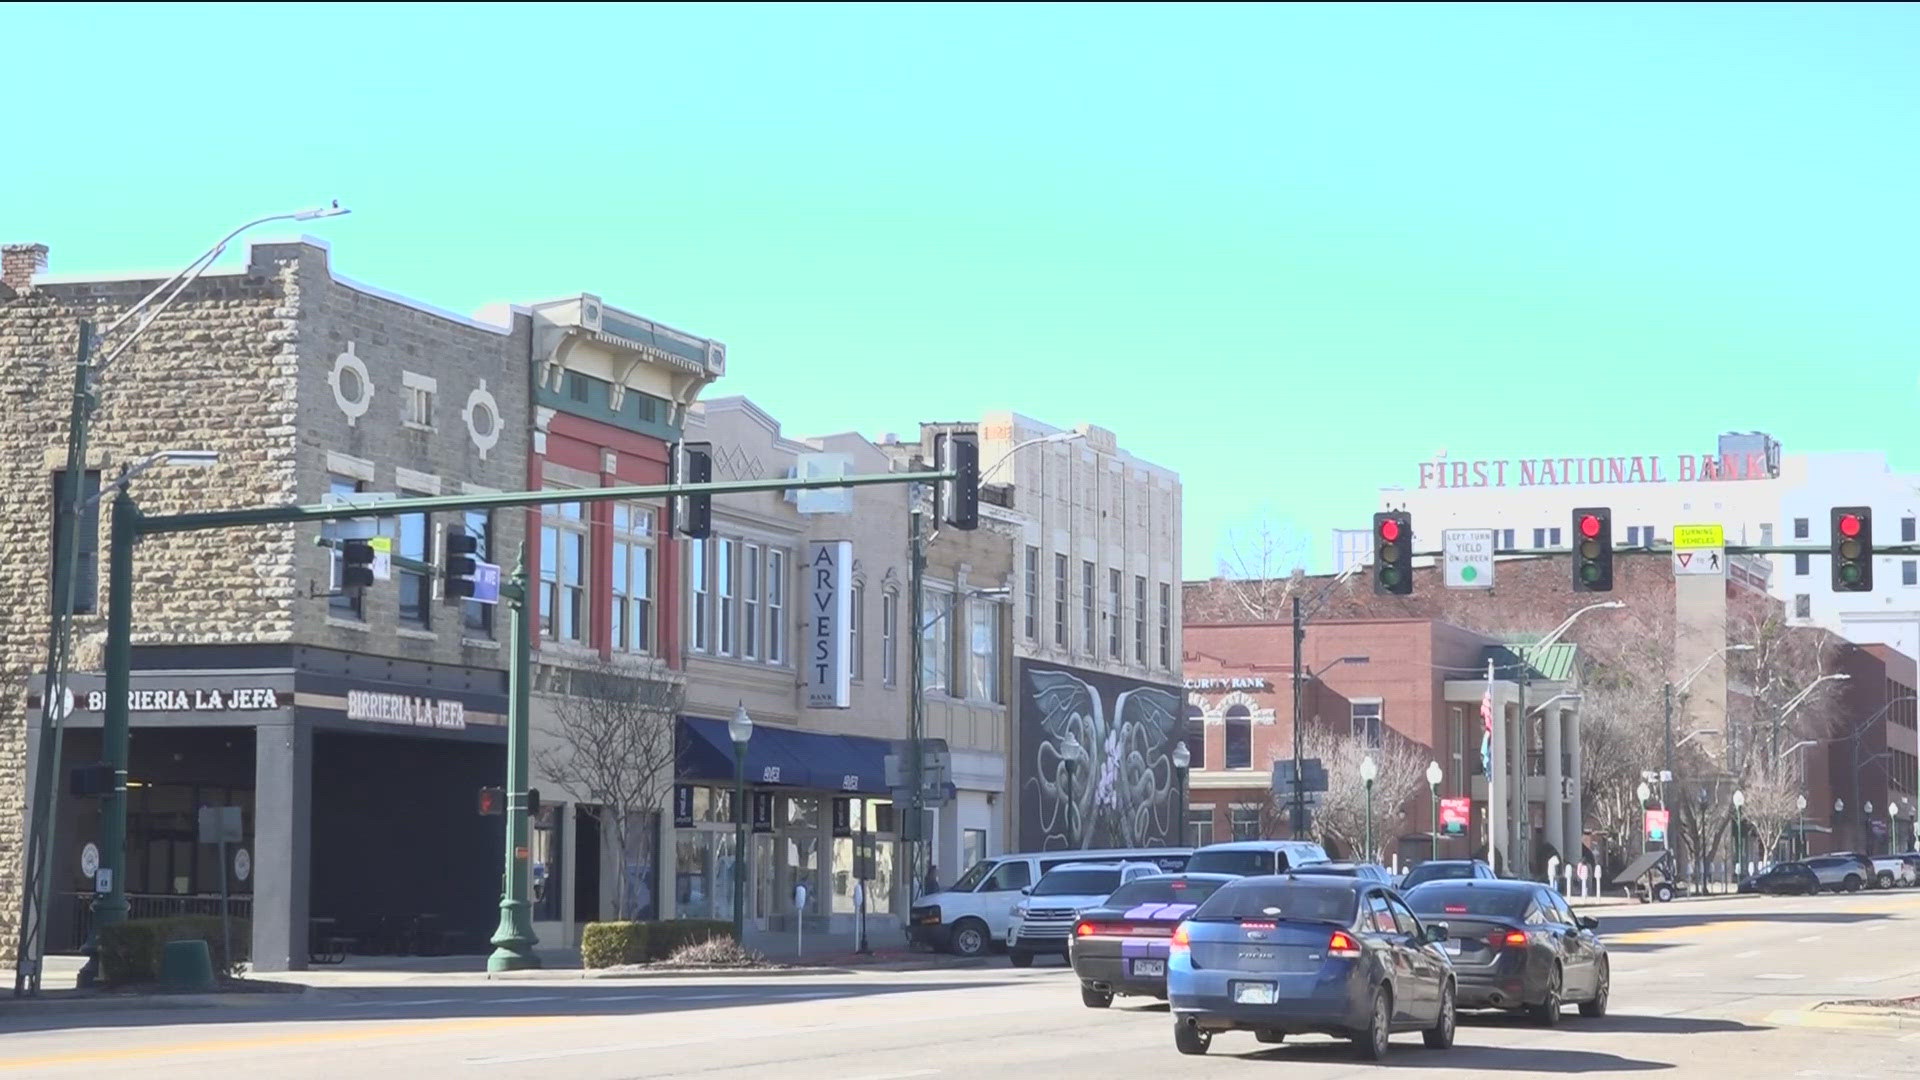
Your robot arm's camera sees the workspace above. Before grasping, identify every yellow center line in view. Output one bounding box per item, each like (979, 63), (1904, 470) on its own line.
(0, 1014), (579, 1070)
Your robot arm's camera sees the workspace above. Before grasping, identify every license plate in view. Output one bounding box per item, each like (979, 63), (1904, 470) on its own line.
(1233, 982), (1277, 1005)
(1131, 959), (1165, 977)
(1445, 940), (1462, 955)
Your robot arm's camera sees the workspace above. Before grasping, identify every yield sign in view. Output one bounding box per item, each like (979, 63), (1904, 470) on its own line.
(1673, 547), (1724, 576)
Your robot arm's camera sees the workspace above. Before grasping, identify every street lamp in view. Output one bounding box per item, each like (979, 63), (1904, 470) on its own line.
(1732, 789), (1746, 881)
(978, 430), (1085, 486)
(729, 701), (753, 942)
(1061, 730), (1083, 847)
(1359, 756), (1378, 863)
(1426, 761), (1442, 861)
(1171, 741), (1192, 844)
(1772, 673), (1850, 762)
(1796, 795), (1808, 860)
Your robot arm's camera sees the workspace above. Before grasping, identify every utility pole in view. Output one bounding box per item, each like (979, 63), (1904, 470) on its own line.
(1290, 594), (1305, 837)
(906, 491), (927, 895)
(487, 550), (539, 972)
(1663, 681), (1675, 810)
(16, 320), (94, 996)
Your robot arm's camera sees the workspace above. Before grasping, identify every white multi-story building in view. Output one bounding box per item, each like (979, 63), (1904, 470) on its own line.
(1366, 432), (1920, 660)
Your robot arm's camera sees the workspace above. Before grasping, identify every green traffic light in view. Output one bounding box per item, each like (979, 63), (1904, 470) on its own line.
(1841, 564), (1862, 584)
(1381, 567), (1401, 585)
(1580, 564), (1601, 583)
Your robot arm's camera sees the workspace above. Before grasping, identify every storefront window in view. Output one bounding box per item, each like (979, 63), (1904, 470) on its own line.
(531, 803), (564, 922)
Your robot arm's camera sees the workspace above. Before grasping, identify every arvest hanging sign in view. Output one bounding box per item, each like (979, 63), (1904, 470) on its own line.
(805, 540), (853, 709)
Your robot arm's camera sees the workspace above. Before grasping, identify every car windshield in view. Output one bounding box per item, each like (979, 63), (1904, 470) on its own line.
(1192, 882), (1358, 924)
(1105, 878), (1227, 908)
(1032, 869), (1121, 896)
(950, 861), (994, 893)
(1402, 863), (1474, 887)
(1407, 885), (1530, 918)
(1186, 850), (1277, 876)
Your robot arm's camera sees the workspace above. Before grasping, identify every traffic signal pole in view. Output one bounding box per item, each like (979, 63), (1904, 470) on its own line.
(85, 468), (955, 973)
(488, 550), (537, 972)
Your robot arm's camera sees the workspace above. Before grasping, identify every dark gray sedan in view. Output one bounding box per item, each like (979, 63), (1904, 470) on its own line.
(1403, 879), (1608, 1023)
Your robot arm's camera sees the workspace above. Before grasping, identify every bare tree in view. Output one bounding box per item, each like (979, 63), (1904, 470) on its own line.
(536, 655), (684, 921)
(1209, 514), (1311, 622)
(1283, 726), (1428, 860)
(1738, 765), (1805, 866)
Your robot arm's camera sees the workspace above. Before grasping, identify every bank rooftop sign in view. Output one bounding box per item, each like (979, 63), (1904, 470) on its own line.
(1415, 450), (1778, 490)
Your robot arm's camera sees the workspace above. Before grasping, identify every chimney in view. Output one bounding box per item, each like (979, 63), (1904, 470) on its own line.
(2, 243), (49, 294)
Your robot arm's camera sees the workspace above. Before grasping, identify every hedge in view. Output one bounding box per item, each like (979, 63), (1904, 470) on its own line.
(580, 919), (734, 969)
(98, 915), (251, 985)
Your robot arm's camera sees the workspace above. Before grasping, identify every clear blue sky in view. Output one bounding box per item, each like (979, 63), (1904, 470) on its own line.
(6, 3), (1916, 578)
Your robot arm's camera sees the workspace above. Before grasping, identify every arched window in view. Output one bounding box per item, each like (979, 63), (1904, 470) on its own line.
(1225, 705), (1253, 770)
(1185, 703), (1206, 771)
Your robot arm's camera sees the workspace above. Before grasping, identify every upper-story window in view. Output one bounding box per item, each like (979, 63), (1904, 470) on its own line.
(850, 582), (866, 681)
(1134, 575), (1148, 665)
(1024, 546), (1039, 640)
(1158, 582), (1172, 669)
(540, 495), (587, 642)
(766, 548), (787, 665)
(1224, 705), (1252, 770)
(881, 588), (899, 687)
(324, 475), (366, 620)
(397, 491), (432, 628)
(1052, 554), (1068, 647)
(742, 543), (762, 660)
(969, 599), (1001, 702)
(1108, 569), (1122, 659)
(924, 587), (953, 695)
(611, 504), (654, 654)
(462, 509), (494, 637)
(1081, 560), (1095, 653)
(717, 539), (739, 657)
(402, 371), (436, 429)
(1352, 701), (1383, 748)
(690, 538), (711, 652)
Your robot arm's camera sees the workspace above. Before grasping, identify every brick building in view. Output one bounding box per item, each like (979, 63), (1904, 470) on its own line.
(3, 239), (531, 969)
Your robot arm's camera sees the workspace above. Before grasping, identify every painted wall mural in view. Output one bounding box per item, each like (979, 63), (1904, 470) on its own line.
(1018, 661), (1184, 851)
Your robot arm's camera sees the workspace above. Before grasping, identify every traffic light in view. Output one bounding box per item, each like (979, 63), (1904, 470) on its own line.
(527, 788), (542, 823)
(1372, 512), (1413, 594)
(935, 432), (980, 531)
(477, 786), (505, 816)
(341, 538), (376, 590)
(443, 528), (478, 601)
(1571, 507), (1613, 592)
(1831, 507), (1873, 592)
(680, 444), (712, 539)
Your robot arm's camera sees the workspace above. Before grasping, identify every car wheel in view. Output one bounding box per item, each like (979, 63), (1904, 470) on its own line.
(1653, 883), (1675, 903)
(1354, 984), (1392, 1061)
(1254, 1030), (1287, 1045)
(949, 919), (989, 958)
(1878, 871), (1895, 890)
(1530, 965), (1563, 1026)
(1174, 1020), (1211, 1056)
(1424, 980), (1457, 1049)
(1844, 875), (1862, 893)
(1081, 984), (1113, 1009)
(1008, 949), (1033, 968)
(1580, 959), (1610, 1018)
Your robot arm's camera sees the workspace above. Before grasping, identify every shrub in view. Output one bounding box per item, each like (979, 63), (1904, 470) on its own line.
(98, 915), (251, 985)
(579, 919), (736, 968)
(662, 935), (765, 968)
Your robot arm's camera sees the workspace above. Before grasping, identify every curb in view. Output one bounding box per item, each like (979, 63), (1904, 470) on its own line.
(579, 966), (853, 980)
(1766, 1007), (1920, 1033)
(0, 988), (309, 1014)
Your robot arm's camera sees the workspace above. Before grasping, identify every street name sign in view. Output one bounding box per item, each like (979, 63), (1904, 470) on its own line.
(1443, 529), (1496, 589)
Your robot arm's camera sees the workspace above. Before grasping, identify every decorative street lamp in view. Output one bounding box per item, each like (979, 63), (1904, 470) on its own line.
(1171, 741), (1192, 845)
(1360, 755), (1379, 864)
(1796, 795), (1808, 859)
(1062, 731), (1083, 847)
(1732, 789), (1746, 882)
(730, 701), (754, 942)
(1426, 761), (1443, 861)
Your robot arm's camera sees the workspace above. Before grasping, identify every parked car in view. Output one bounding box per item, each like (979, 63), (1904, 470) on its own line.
(1167, 873), (1457, 1060)
(1184, 840), (1330, 877)
(1068, 873), (1237, 1007)
(1870, 854), (1917, 890)
(1399, 859), (1498, 891)
(1007, 861), (1164, 966)
(1738, 862), (1820, 895)
(1804, 853), (1874, 893)
(1404, 879), (1608, 1024)
(907, 846), (1190, 957)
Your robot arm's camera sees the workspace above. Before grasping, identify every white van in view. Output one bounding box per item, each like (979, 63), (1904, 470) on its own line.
(1185, 839), (1330, 877)
(1006, 861), (1163, 966)
(908, 847), (1190, 957)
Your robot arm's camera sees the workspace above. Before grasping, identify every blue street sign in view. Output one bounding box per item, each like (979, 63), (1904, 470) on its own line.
(471, 561), (502, 605)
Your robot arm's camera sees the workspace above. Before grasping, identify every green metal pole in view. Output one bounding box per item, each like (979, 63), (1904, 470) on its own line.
(732, 745), (747, 941)
(16, 319), (96, 996)
(907, 499), (926, 883)
(1364, 779), (1374, 863)
(487, 553), (539, 972)
(78, 487), (138, 987)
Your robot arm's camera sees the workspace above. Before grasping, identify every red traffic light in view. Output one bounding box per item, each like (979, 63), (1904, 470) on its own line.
(1839, 514), (1862, 538)
(1379, 518), (1401, 542)
(1579, 514), (1602, 539)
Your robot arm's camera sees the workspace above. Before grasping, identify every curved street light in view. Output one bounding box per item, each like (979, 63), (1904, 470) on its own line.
(1359, 756), (1379, 863)
(729, 702), (753, 940)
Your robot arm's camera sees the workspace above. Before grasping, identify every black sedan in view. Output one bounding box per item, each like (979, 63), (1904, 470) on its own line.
(1739, 861), (1820, 895)
(1404, 879), (1608, 1024)
(1296, 862), (1394, 885)
(1068, 873), (1235, 1007)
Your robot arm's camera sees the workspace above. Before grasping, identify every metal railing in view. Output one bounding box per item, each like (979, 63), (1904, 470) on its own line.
(65, 892), (253, 951)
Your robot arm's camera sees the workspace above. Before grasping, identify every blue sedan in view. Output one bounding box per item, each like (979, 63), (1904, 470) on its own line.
(1167, 873), (1458, 1060)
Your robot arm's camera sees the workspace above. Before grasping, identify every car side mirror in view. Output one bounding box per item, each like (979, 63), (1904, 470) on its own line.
(1425, 922), (1449, 944)
(1020, 887), (1032, 896)
(1578, 916), (1599, 932)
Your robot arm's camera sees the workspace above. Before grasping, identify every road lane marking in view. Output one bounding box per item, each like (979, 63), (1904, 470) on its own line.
(840, 1072), (940, 1080)
(1667, 971), (1706, 978)
(682, 992), (749, 1000)
(1796, 935), (1823, 942)
(487, 996), (564, 1004)
(335, 998), (462, 1008)
(1735, 950), (1760, 959)
(0, 1016), (567, 1070)
(1756, 973), (1804, 980)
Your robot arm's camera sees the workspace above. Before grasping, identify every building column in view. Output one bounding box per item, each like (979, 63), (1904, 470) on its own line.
(1507, 696), (1525, 876)
(1564, 710), (1585, 872)
(1488, 691), (1508, 875)
(252, 719), (312, 972)
(1544, 700), (1565, 869)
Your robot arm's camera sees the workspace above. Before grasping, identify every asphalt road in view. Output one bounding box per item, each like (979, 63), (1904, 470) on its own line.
(2, 891), (1917, 1079)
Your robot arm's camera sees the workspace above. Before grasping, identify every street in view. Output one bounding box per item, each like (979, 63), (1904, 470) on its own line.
(1, 891), (1916, 1078)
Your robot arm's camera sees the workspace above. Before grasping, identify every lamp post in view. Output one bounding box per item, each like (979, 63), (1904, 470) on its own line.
(1664, 644), (1753, 811)
(1062, 731), (1082, 846)
(730, 701), (753, 942)
(1773, 673), (1850, 764)
(1732, 789), (1746, 887)
(16, 205), (346, 998)
(1637, 782), (1653, 853)
(487, 548), (541, 972)
(1796, 795), (1808, 860)
(1359, 756), (1378, 863)
(1426, 761), (1442, 862)
(1172, 741), (1192, 845)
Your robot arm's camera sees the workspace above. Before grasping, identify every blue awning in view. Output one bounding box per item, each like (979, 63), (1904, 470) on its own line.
(677, 717), (891, 795)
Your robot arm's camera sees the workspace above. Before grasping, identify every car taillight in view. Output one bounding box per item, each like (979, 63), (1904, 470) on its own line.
(1488, 930), (1528, 948)
(1328, 930), (1361, 958)
(1171, 923), (1191, 949)
(1075, 921), (1096, 938)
